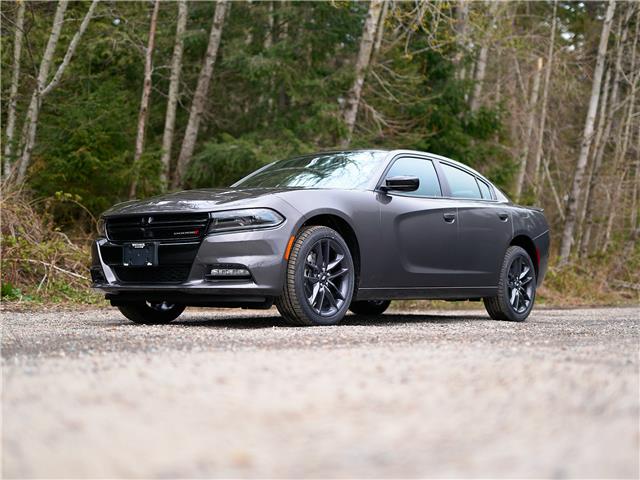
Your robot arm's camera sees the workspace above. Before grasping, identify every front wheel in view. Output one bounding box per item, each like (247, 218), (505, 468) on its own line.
(276, 226), (355, 326)
(484, 246), (536, 322)
(349, 300), (391, 316)
(117, 301), (185, 324)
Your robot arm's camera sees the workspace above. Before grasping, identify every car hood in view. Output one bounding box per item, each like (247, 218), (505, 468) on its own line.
(102, 188), (298, 217)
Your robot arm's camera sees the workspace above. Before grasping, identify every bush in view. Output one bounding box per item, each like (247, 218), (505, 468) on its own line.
(0, 183), (100, 304)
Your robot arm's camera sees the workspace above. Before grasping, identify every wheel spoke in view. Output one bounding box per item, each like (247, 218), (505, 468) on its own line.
(317, 286), (326, 312)
(309, 282), (320, 305)
(324, 286), (338, 308)
(306, 260), (319, 272)
(519, 265), (530, 280)
(315, 242), (324, 269)
(327, 280), (345, 300)
(521, 275), (533, 285)
(510, 288), (518, 307)
(304, 274), (319, 284)
(328, 267), (348, 280)
(327, 253), (344, 271)
(323, 240), (330, 269)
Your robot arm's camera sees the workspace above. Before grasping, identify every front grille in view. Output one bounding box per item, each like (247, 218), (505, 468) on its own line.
(112, 266), (190, 284)
(106, 213), (209, 242)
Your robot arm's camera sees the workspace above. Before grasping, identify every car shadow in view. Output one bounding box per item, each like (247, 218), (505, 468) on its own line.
(166, 312), (488, 329)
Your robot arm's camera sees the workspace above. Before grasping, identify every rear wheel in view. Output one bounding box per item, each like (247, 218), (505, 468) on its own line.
(349, 300), (391, 316)
(484, 246), (536, 322)
(117, 301), (185, 324)
(276, 226), (354, 326)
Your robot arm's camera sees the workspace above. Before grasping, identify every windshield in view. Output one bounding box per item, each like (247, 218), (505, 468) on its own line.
(234, 151), (388, 189)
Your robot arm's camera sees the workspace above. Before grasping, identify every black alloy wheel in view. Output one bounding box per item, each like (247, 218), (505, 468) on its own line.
(303, 238), (350, 317)
(276, 226), (355, 326)
(484, 245), (536, 322)
(507, 256), (535, 314)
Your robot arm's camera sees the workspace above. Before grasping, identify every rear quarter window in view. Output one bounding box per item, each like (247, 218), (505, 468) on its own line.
(440, 163), (482, 199)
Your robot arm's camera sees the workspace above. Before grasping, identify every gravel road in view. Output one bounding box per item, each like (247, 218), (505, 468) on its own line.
(2, 306), (639, 478)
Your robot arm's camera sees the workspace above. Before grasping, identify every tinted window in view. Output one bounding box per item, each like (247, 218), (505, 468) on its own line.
(385, 157), (442, 197)
(477, 178), (493, 199)
(234, 151), (388, 189)
(441, 163), (482, 199)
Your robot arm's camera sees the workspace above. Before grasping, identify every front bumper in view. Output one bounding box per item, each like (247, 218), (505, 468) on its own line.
(91, 226), (292, 305)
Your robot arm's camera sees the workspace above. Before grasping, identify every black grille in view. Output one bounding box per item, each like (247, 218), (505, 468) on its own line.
(106, 213), (209, 242)
(113, 266), (190, 284)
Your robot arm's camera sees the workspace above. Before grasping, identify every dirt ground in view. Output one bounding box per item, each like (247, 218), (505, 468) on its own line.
(2, 306), (639, 478)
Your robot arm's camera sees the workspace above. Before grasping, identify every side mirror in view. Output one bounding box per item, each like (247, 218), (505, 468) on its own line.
(382, 176), (420, 192)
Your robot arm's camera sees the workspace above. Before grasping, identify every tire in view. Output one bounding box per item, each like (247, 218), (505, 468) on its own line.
(483, 246), (536, 322)
(276, 226), (355, 326)
(349, 300), (391, 316)
(117, 301), (185, 324)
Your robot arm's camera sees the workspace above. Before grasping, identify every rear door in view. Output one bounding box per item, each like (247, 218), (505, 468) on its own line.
(436, 161), (512, 287)
(375, 155), (460, 288)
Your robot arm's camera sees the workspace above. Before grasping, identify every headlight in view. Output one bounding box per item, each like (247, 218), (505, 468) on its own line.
(97, 217), (107, 237)
(207, 208), (284, 234)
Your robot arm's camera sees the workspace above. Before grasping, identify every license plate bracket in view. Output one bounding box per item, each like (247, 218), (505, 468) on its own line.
(123, 242), (158, 267)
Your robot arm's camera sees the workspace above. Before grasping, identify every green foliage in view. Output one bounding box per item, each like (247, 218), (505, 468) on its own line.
(184, 135), (263, 188)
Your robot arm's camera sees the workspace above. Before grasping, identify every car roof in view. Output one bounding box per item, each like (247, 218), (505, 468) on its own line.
(310, 149), (490, 182)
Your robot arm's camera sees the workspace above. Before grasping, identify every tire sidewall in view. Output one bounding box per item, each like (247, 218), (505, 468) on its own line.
(292, 227), (354, 325)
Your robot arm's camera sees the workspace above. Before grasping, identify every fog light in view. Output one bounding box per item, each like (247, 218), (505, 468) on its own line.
(206, 264), (251, 280)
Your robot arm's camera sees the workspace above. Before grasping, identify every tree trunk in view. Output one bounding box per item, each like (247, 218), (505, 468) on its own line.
(470, 1), (499, 113)
(160, 0), (188, 191)
(339, 0), (384, 148)
(531, 0), (557, 197)
(579, 8), (631, 255)
(514, 57), (543, 202)
(578, 66), (612, 256)
(601, 14), (638, 252)
(3, 0), (25, 177)
(558, 0), (616, 264)
(129, 0), (161, 199)
(372, 0), (389, 60)
(172, 0), (229, 189)
(454, 0), (469, 81)
(15, 0), (99, 184)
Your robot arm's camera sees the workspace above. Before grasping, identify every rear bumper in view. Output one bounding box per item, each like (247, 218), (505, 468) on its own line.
(91, 225), (293, 304)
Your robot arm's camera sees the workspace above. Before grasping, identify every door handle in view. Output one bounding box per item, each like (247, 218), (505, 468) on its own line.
(498, 213), (509, 222)
(443, 213), (456, 223)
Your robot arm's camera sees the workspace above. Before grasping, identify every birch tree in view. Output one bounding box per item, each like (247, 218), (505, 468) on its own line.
(159, 0), (188, 190)
(558, 0), (616, 264)
(15, 0), (99, 184)
(470, 1), (499, 113)
(531, 0), (558, 196)
(339, 0), (384, 148)
(579, 8), (631, 254)
(129, 0), (161, 199)
(3, 0), (26, 177)
(514, 57), (543, 202)
(172, 0), (229, 189)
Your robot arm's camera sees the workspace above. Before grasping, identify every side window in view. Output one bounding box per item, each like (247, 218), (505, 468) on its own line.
(385, 157), (442, 197)
(477, 178), (493, 200)
(440, 163), (482, 199)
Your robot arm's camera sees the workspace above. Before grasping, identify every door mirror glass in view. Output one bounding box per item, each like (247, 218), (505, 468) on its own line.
(384, 176), (420, 192)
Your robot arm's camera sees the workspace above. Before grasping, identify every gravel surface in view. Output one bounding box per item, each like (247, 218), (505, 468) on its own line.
(2, 306), (639, 478)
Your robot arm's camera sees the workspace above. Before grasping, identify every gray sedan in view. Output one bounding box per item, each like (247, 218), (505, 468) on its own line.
(92, 150), (550, 326)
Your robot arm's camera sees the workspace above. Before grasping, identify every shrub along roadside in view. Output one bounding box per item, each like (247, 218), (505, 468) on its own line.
(1, 184), (102, 304)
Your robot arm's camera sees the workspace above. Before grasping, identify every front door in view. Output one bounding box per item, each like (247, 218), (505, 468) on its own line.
(375, 155), (460, 288)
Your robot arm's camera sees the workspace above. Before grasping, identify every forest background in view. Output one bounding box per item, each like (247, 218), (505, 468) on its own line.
(1, 0), (638, 306)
